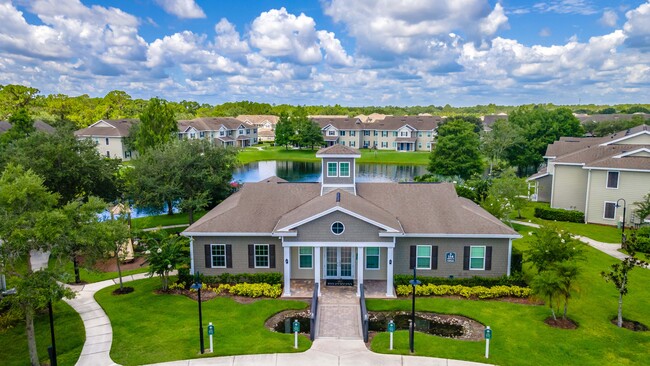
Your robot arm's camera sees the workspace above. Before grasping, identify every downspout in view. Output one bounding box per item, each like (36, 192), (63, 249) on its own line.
(584, 169), (592, 224)
(189, 236), (195, 275)
(507, 238), (512, 276)
(549, 164), (556, 208)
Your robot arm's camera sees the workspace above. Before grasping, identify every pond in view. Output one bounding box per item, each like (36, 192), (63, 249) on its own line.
(368, 311), (485, 340)
(233, 160), (427, 183)
(273, 316), (311, 334)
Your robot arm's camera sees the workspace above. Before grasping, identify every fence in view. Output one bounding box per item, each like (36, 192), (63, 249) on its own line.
(359, 285), (369, 343)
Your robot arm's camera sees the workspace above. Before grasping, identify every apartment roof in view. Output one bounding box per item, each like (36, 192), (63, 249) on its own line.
(576, 113), (650, 124)
(258, 130), (275, 137)
(314, 115), (442, 131)
(185, 180), (519, 237)
(236, 115), (279, 125)
(545, 125), (650, 157)
(0, 121), (10, 133)
(316, 144), (361, 157)
(178, 117), (248, 132)
(482, 114), (508, 128)
(74, 119), (137, 138)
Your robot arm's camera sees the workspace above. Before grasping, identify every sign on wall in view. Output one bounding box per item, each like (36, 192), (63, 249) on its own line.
(445, 252), (456, 263)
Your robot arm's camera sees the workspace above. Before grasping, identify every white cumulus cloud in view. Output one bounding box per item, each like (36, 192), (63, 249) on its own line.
(599, 10), (618, 27)
(155, 0), (205, 19)
(623, 1), (650, 50)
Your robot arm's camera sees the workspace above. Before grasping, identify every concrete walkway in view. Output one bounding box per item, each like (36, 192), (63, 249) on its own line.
(65, 273), (152, 366)
(512, 220), (636, 263)
(142, 224), (189, 232)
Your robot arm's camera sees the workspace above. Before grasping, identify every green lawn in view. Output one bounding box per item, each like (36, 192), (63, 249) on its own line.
(48, 256), (148, 284)
(511, 202), (622, 243)
(131, 211), (206, 230)
(367, 226), (650, 365)
(239, 145), (430, 165)
(0, 301), (85, 366)
(95, 277), (311, 365)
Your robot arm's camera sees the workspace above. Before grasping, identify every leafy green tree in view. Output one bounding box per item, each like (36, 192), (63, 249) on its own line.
(526, 225), (582, 272)
(481, 168), (528, 219)
(555, 260), (580, 319)
(98, 217), (131, 292)
(143, 233), (188, 291)
(0, 84), (39, 119)
(601, 242), (648, 327)
(0, 108), (35, 144)
(274, 112), (294, 149)
(428, 119), (484, 179)
(302, 119), (324, 150)
(127, 139), (238, 223)
(0, 164), (73, 366)
(481, 118), (523, 174)
(531, 270), (563, 321)
(131, 97), (177, 153)
(290, 108), (311, 149)
(1, 129), (121, 205)
(633, 192), (650, 223)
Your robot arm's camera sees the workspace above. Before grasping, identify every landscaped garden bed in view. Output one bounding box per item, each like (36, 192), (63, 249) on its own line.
(368, 311), (484, 341)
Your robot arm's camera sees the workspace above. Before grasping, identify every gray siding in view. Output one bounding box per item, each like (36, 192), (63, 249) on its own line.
(393, 238), (509, 278)
(192, 236), (282, 276)
(585, 170), (650, 226)
(291, 246), (315, 279)
(289, 246), (387, 280)
(284, 211), (392, 243)
(551, 165), (588, 212)
(321, 158), (355, 185)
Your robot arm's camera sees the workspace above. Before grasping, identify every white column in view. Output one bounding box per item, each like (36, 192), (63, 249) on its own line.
(189, 237), (195, 275)
(507, 239), (512, 276)
(314, 247), (321, 296)
(283, 246), (291, 296)
(386, 247), (395, 297)
(357, 246), (364, 297)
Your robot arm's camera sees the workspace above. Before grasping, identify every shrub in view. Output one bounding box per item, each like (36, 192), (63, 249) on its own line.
(393, 274), (527, 287)
(210, 283), (282, 298)
(396, 283), (532, 299)
(534, 207), (584, 223)
(202, 272), (282, 286)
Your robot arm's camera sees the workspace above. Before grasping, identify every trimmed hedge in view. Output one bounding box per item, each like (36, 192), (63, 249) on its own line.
(534, 207), (584, 223)
(396, 284), (532, 299)
(177, 268), (282, 287)
(394, 274), (527, 288)
(212, 283), (282, 298)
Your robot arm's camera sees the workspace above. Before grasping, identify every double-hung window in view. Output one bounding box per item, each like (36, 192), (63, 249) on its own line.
(339, 162), (350, 177)
(366, 247), (380, 270)
(105, 138), (109, 145)
(340, 130), (346, 136)
(382, 131), (388, 137)
(416, 245), (431, 269)
(328, 130), (336, 136)
(364, 130), (370, 136)
(604, 201), (616, 220)
(469, 246), (486, 270)
(350, 131), (356, 137)
(327, 162), (338, 177)
(255, 244), (269, 268)
(606, 171), (619, 189)
(299, 247), (313, 269)
(211, 244), (227, 268)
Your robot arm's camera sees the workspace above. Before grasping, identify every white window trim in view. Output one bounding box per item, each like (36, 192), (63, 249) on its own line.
(331, 221), (345, 235)
(211, 244), (227, 269)
(416, 245), (432, 270)
(327, 162), (338, 177)
(328, 130), (336, 136)
(299, 247), (313, 269)
(339, 162), (350, 177)
(365, 247), (380, 270)
(469, 245), (486, 270)
(606, 171), (620, 189)
(603, 201), (617, 220)
(254, 244), (270, 268)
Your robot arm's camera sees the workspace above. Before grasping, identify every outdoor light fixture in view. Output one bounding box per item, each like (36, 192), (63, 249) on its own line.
(190, 272), (205, 354)
(616, 198), (627, 248)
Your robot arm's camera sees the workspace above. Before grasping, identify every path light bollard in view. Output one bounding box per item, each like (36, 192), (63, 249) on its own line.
(292, 319), (300, 349)
(387, 320), (396, 350)
(484, 326), (492, 359)
(207, 322), (215, 353)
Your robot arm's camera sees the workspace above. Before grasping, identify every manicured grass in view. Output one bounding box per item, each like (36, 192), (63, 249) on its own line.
(95, 277), (311, 365)
(239, 145), (430, 165)
(511, 202), (622, 243)
(367, 227), (650, 365)
(131, 211), (206, 230)
(49, 256), (148, 284)
(0, 301), (85, 366)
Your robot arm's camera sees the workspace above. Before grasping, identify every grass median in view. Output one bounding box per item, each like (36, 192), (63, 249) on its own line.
(95, 277), (311, 365)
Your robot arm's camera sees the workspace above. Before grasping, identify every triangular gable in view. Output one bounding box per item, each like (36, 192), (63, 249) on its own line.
(89, 120), (115, 128)
(321, 124), (338, 131)
(398, 124), (417, 131)
(613, 148), (650, 158)
(600, 130), (650, 146)
(276, 206), (401, 233)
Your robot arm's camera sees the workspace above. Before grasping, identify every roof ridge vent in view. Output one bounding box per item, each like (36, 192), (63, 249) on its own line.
(336, 192), (341, 202)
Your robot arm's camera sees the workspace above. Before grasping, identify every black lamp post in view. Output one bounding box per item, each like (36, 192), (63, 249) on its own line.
(190, 272), (204, 354)
(47, 301), (57, 366)
(616, 199), (627, 249)
(408, 267), (421, 354)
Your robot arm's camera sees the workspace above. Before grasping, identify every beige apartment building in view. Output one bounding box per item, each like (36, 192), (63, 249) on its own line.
(74, 119), (138, 160)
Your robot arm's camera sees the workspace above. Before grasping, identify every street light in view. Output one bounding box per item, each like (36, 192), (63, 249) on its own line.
(190, 272), (204, 354)
(616, 199), (627, 249)
(408, 267), (421, 354)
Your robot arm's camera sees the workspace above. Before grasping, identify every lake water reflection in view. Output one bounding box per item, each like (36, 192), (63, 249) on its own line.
(233, 161), (427, 183)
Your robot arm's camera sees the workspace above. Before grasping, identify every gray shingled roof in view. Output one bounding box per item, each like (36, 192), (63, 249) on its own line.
(313, 115), (442, 131)
(0, 121), (12, 133)
(316, 144), (361, 156)
(1, 120), (56, 134)
(178, 117), (249, 132)
(185, 180), (519, 237)
(577, 113), (650, 124)
(75, 119), (137, 137)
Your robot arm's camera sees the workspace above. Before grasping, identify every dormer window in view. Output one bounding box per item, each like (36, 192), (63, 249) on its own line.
(327, 162), (338, 177)
(400, 131), (409, 137)
(239, 129), (244, 135)
(328, 130), (336, 136)
(340, 162), (350, 177)
(220, 131), (225, 136)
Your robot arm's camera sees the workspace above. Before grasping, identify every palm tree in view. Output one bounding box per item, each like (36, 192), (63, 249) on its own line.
(531, 270), (563, 321)
(555, 261), (580, 319)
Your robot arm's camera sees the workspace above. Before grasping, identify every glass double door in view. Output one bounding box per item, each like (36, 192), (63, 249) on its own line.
(324, 247), (354, 279)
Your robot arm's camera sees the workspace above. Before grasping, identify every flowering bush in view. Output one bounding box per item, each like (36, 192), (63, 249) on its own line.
(209, 283), (282, 298)
(396, 284), (532, 299)
(144, 235), (188, 291)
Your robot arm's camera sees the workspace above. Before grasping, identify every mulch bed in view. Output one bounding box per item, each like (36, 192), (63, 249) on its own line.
(544, 317), (578, 329)
(112, 287), (135, 295)
(611, 318), (648, 331)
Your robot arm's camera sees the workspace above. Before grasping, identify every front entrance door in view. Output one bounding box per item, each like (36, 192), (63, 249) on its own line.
(324, 247), (354, 279)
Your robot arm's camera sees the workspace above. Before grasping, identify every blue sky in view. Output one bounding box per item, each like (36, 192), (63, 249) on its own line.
(1, 0), (649, 106)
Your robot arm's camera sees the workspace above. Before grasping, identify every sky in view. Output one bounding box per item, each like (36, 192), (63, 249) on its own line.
(0, 0), (649, 106)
